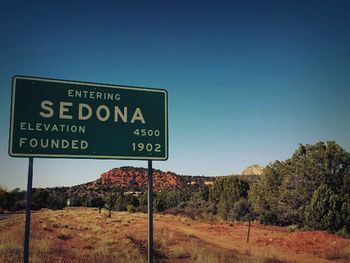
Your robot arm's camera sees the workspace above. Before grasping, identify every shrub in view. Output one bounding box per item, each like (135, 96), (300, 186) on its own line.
(259, 211), (278, 225)
(287, 225), (298, 232)
(231, 199), (255, 221)
(32, 188), (49, 208)
(127, 205), (136, 213)
(47, 192), (67, 209)
(336, 228), (349, 238)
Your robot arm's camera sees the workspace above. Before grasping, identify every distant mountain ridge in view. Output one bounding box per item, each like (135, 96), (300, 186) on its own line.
(47, 165), (263, 200)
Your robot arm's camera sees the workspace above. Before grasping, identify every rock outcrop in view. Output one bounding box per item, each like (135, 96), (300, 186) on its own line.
(241, 164), (265, 176)
(239, 164), (265, 184)
(100, 167), (185, 192)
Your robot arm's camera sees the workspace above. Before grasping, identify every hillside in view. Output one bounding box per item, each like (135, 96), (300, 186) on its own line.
(100, 166), (217, 191)
(48, 167), (216, 201)
(46, 165), (262, 206)
(101, 167), (184, 191)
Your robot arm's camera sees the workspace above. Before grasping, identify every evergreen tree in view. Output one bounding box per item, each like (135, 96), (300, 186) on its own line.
(249, 141), (350, 227)
(32, 188), (49, 209)
(231, 199), (255, 221)
(209, 176), (249, 220)
(304, 184), (342, 231)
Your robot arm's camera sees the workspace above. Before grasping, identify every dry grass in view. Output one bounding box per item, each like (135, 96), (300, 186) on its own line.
(0, 208), (347, 263)
(0, 227), (23, 263)
(324, 246), (350, 261)
(0, 216), (56, 263)
(0, 209), (145, 262)
(169, 244), (191, 259)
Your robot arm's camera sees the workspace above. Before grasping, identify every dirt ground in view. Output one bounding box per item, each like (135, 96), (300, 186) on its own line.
(0, 208), (349, 263)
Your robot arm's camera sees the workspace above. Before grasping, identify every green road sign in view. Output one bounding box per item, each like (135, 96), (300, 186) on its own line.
(9, 76), (168, 160)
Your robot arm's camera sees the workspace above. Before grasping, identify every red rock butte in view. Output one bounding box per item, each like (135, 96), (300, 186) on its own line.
(100, 167), (184, 192)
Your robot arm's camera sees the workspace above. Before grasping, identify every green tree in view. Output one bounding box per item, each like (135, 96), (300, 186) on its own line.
(304, 184), (343, 232)
(114, 192), (126, 211)
(278, 142), (350, 225)
(248, 161), (284, 224)
(188, 186), (209, 208)
(0, 186), (8, 210)
(163, 189), (184, 208)
(153, 193), (166, 212)
(231, 198), (256, 242)
(47, 192), (67, 209)
(340, 194), (350, 233)
(97, 198), (106, 213)
(70, 195), (83, 206)
(153, 189), (187, 212)
(138, 192), (148, 207)
(114, 193), (139, 211)
(209, 176), (249, 220)
(249, 141), (350, 226)
(32, 188), (49, 209)
(3, 188), (26, 211)
(231, 199), (255, 222)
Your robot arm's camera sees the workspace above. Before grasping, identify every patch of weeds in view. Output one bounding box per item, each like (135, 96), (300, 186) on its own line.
(336, 228), (349, 238)
(52, 222), (69, 229)
(42, 222), (53, 232)
(102, 238), (114, 247)
(187, 231), (197, 239)
(263, 256), (291, 263)
(31, 238), (53, 255)
(287, 225), (298, 233)
(324, 247), (350, 261)
(81, 234), (97, 242)
(125, 235), (147, 257)
(57, 230), (73, 241)
(180, 217), (187, 224)
(160, 227), (174, 247)
(125, 234), (166, 260)
(83, 245), (94, 250)
(169, 245), (190, 259)
(91, 225), (102, 233)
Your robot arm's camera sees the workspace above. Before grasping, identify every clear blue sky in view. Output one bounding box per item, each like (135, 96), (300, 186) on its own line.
(1, 0), (349, 190)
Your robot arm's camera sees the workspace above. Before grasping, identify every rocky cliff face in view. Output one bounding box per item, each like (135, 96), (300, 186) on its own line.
(239, 164), (265, 184)
(100, 167), (185, 191)
(241, 164), (265, 176)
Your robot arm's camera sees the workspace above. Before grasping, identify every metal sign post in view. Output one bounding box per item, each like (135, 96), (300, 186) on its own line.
(23, 157), (33, 263)
(147, 160), (154, 263)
